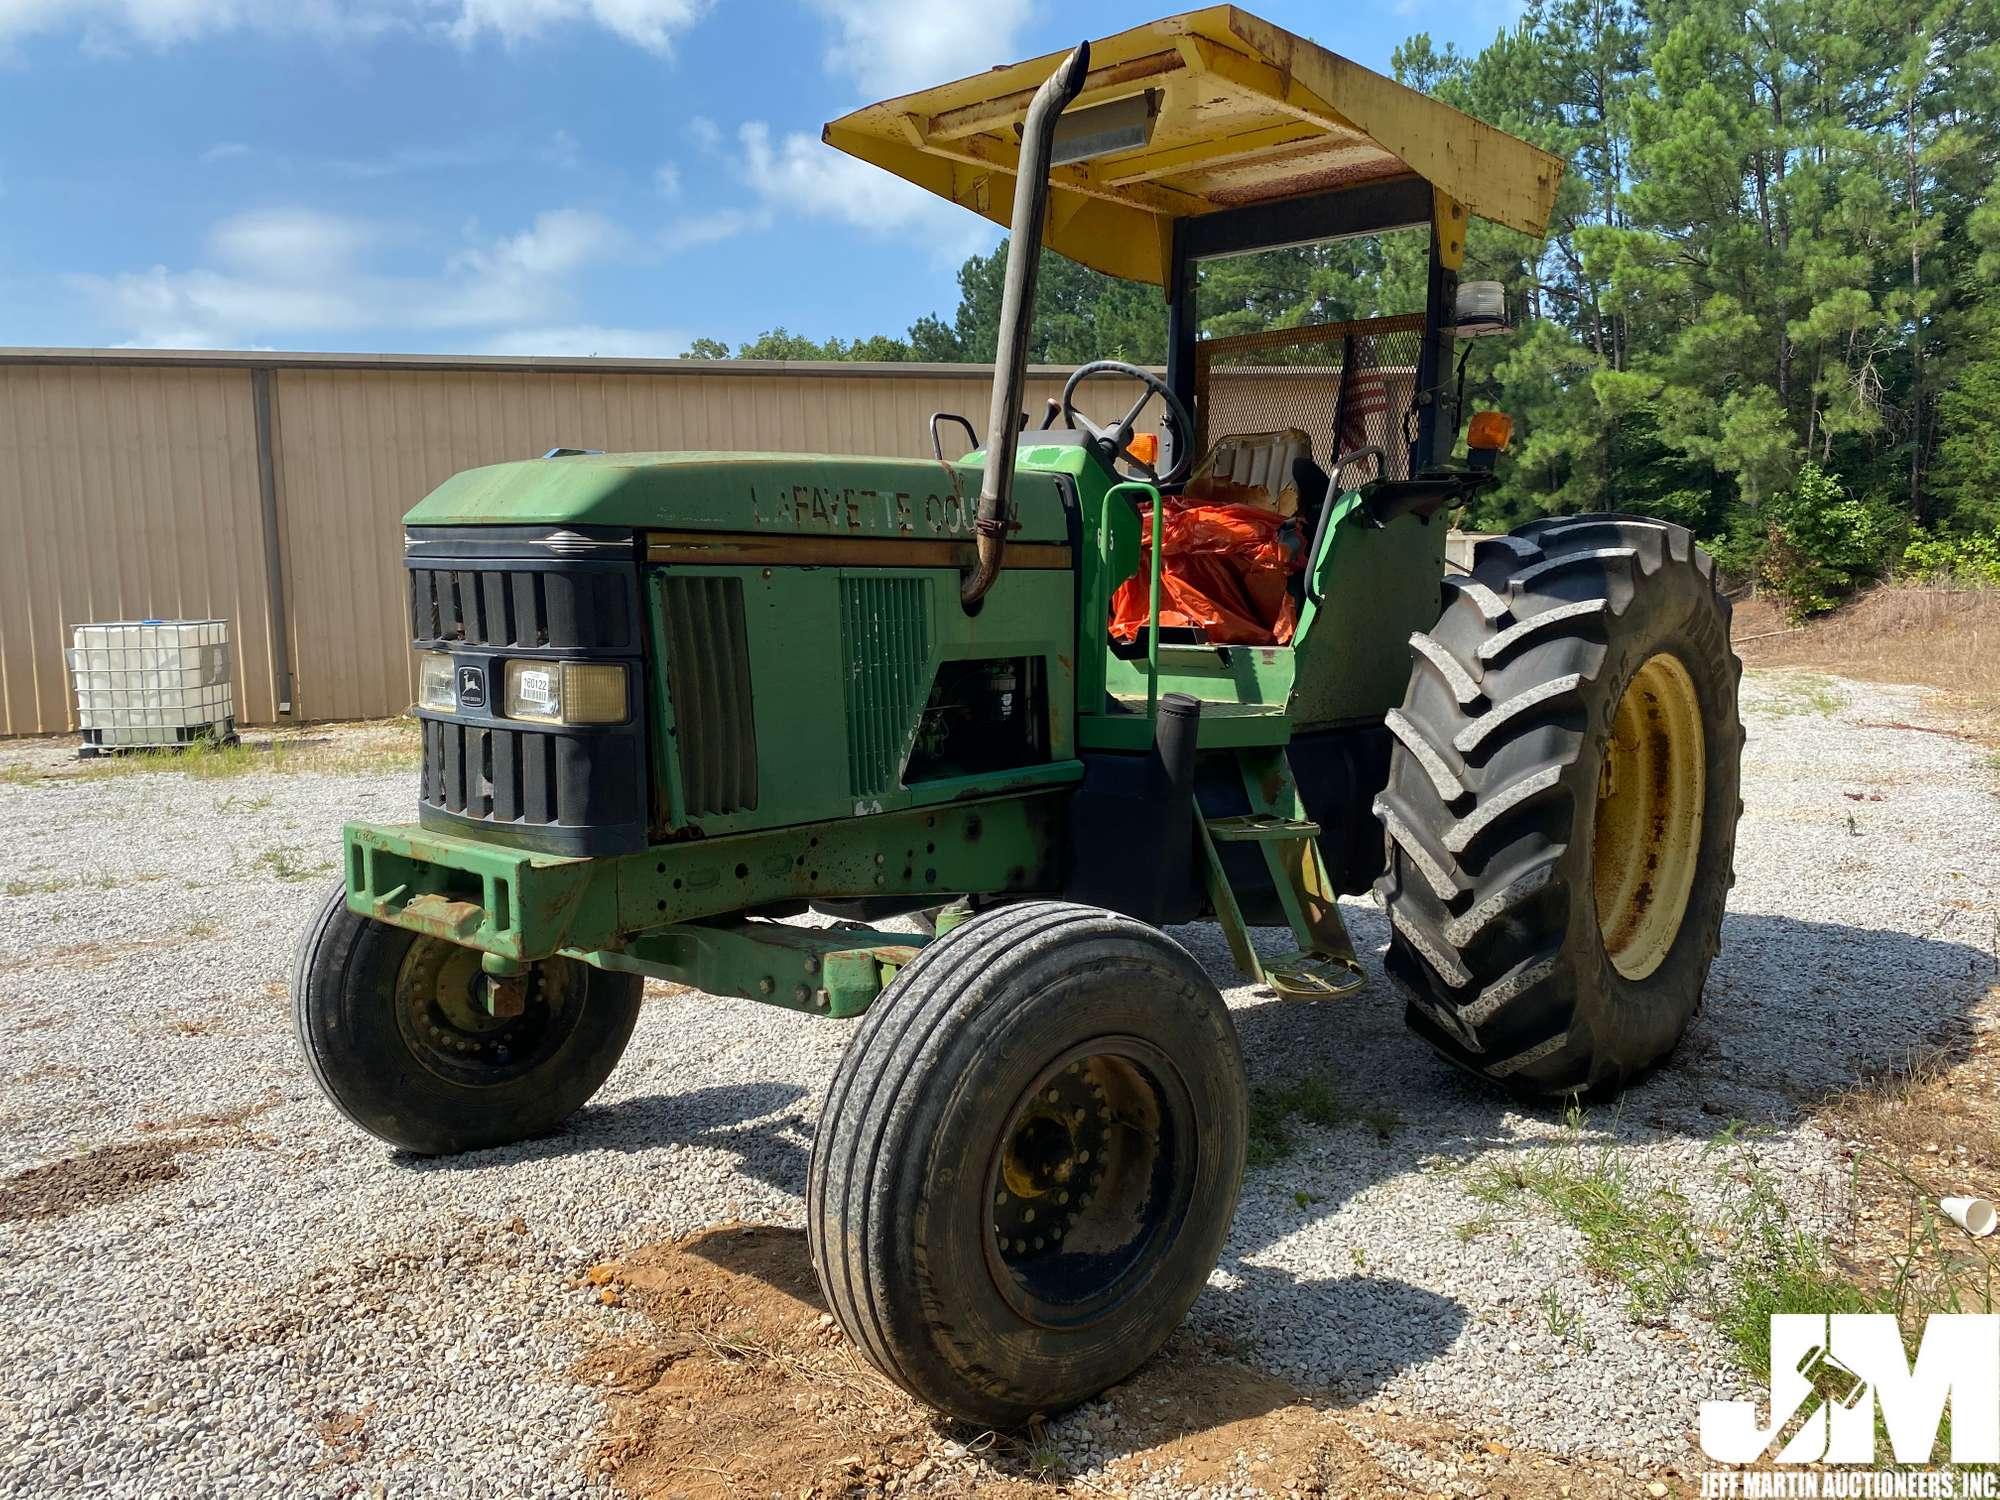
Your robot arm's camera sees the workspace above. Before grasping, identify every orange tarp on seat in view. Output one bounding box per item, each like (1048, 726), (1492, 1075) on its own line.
(1108, 500), (1304, 646)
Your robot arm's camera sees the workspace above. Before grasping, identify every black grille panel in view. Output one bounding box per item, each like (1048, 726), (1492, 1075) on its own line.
(421, 719), (562, 823)
(409, 565), (635, 651)
(659, 575), (758, 817)
(405, 526), (647, 857)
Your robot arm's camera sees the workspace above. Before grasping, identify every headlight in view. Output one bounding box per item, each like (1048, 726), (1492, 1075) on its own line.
(504, 661), (628, 725)
(416, 652), (456, 712)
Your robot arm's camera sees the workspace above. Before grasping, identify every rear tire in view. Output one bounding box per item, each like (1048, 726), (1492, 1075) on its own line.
(292, 884), (642, 1154)
(807, 901), (1246, 1426)
(1375, 516), (1743, 1095)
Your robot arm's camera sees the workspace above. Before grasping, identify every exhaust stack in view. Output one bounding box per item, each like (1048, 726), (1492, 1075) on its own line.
(962, 40), (1091, 608)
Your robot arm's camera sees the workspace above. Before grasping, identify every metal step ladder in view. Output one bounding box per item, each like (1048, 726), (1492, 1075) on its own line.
(1197, 747), (1366, 1001)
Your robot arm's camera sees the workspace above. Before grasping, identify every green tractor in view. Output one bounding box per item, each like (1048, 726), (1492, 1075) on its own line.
(294, 8), (1741, 1426)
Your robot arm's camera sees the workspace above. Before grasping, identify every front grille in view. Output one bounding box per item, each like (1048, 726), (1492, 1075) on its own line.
(408, 565), (635, 650)
(405, 526), (647, 857)
(659, 575), (758, 817)
(421, 718), (563, 823)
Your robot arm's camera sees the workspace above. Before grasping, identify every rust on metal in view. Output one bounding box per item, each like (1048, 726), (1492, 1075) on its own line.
(644, 532), (1071, 570)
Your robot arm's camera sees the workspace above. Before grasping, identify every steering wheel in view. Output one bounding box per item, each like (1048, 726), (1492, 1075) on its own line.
(1061, 360), (1195, 487)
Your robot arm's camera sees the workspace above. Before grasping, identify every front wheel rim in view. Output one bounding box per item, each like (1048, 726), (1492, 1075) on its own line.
(393, 938), (576, 1086)
(982, 1037), (1196, 1331)
(1593, 651), (1706, 981)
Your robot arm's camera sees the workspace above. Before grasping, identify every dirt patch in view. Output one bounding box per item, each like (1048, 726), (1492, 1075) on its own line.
(0, 934), (199, 977)
(135, 1093), (283, 1134)
(576, 1223), (1642, 1500)
(0, 1093), (281, 1224)
(312, 1403), (375, 1464)
(0, 1139), (186, 1223)
(1734, 586), (2000, 742)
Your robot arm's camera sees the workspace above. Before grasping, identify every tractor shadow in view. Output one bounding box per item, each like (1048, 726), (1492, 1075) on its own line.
(664, 1221), (1465, 1480)
(397, 1080), (814, 1190)
(1196, 903), (1997, 1249)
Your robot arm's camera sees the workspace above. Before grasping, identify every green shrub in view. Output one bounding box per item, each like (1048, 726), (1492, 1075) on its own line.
(1749, 464), (1905, 621)
(1901, 529), (2000, 587)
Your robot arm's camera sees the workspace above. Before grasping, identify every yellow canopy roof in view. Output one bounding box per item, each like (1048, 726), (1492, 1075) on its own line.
(823, 6), (1564, 288)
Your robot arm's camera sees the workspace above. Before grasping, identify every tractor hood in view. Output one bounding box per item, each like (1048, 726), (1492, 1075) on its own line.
(402, 450), (1072, 543)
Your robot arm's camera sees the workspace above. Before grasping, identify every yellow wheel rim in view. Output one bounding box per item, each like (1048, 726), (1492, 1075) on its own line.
(1593, 652), (1705, 981)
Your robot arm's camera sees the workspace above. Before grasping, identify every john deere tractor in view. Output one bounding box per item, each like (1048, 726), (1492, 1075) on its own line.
(295, 8), (1742, 1425)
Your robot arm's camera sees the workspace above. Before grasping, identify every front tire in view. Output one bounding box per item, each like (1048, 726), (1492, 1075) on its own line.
(1375, 516), (1743, 1095)
(807, 901), (1247, 1427)
(292, 884), (642, 1154)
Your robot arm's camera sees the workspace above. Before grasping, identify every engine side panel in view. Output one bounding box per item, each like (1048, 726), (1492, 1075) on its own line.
(644, 563), (1078, 839)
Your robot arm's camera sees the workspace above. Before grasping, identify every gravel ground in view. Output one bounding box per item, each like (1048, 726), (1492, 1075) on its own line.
(1, 670), (1996, 1498)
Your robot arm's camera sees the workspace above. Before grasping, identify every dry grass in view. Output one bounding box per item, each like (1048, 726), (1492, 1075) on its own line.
(1814, 1010), (2000, 1316)
(1734, 585), (2000, 744)
(0, 717), (421, 786)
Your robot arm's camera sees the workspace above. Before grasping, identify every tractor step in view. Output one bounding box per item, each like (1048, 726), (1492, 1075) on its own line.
(1260, 949), (1366, 1001)
(1196, 745), (1364, 1001)
(1204, 813), (1321, 842)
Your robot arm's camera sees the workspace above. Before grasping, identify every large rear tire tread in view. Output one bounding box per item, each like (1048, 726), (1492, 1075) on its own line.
(807, 900), (1247, 1427)
(1377, 516), (1744, 1097)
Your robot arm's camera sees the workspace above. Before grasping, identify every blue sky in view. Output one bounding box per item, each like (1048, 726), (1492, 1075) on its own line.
(0, 0), (1519, 355)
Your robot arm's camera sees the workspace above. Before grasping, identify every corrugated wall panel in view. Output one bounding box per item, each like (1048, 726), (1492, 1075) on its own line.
(1, 357), (1148, 732)
(270, 365), (1144, 722)
(0, 365), (273, 736)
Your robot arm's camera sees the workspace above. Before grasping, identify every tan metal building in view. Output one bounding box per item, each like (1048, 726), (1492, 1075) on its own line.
(0, 349), (1148, 735)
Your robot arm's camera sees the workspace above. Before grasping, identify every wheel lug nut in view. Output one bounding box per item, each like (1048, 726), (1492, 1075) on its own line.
(1023, 1208), (1035, 1223)
(995, 1191), (1007, 1206)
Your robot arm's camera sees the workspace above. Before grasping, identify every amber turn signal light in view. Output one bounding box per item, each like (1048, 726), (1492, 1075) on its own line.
(1127, 432), (1160, 466)
(1467, 410), (1514, 451)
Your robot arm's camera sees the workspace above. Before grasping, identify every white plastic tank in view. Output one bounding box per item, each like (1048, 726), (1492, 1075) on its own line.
(67, 620), (236, 754)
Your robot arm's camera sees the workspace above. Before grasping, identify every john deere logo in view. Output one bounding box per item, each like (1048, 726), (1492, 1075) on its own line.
(456, 666), (485, 709)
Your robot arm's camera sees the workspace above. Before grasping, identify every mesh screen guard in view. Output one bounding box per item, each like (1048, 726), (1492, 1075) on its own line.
(1192, 314), (1426, 484)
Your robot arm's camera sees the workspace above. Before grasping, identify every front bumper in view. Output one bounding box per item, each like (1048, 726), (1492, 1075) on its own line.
(344, 821), (609, 964)
(344, 785), (1067, 964)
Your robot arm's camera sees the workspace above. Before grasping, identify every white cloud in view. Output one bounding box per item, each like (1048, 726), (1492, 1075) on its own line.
(737, 120), (998, 263)
(68, 204), (641, 348)
(0, 0), (408, 49)
(0, 0), (712, 53)
(330, 142), (495, 179)
(653, 161), (681, 197)
(475, 323), (687, 356)
(804, 0), (1033, 98)
(199, 141), (250, 164)
(540, 128), (582, 169)
(659, 205), (767, 251)
(450, 207), (624, 276)
(685, 115), (721, 152)
(208, 207), (378, 280)
(445, 0), (708, 52)
(73, 264), (368, 345)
